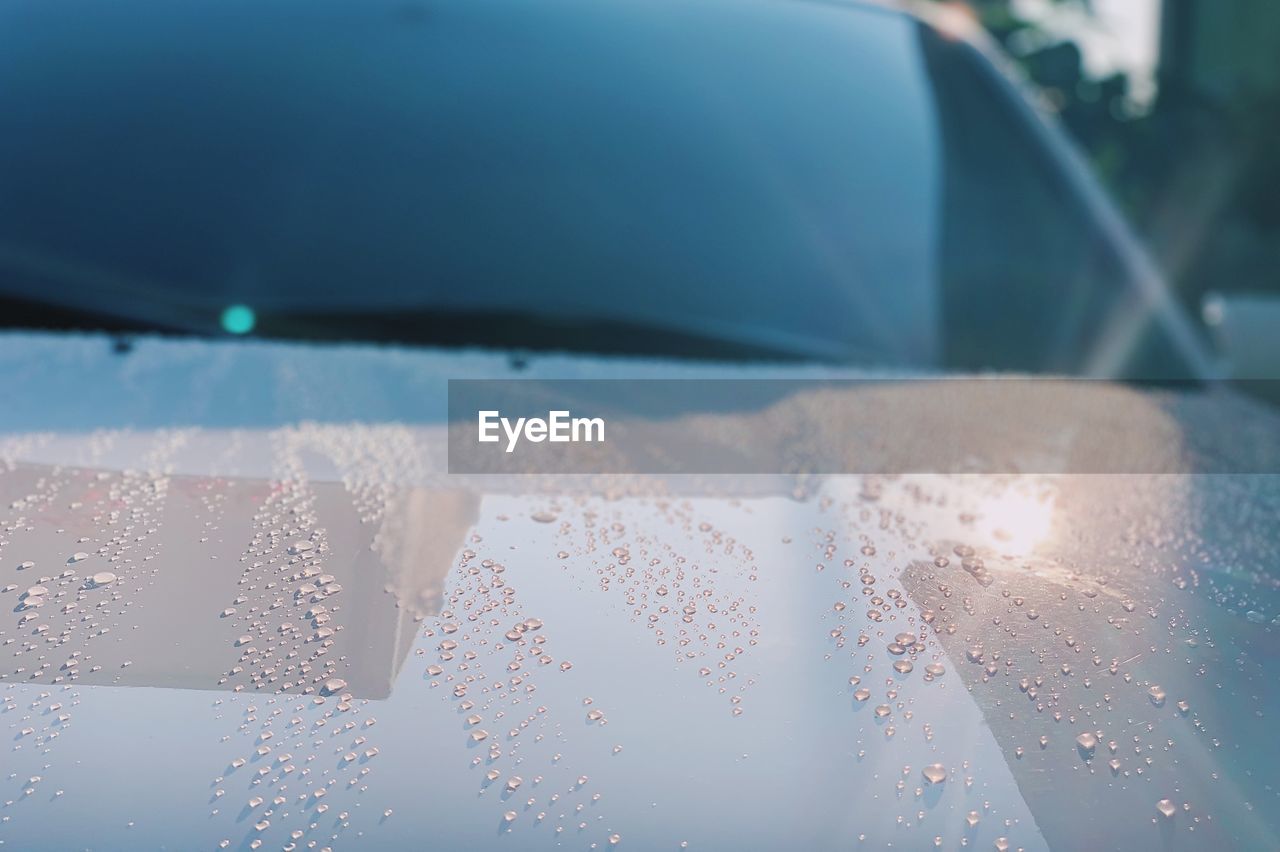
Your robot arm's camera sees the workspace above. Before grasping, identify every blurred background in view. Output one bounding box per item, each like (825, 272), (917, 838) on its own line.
(928, 0), (1280, 321)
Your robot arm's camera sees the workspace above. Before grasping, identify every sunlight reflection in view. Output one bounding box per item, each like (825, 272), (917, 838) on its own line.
(977, 483), (1057, 555)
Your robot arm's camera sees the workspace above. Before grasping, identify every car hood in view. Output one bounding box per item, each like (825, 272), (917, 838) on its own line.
(1, 331), (1277, 851)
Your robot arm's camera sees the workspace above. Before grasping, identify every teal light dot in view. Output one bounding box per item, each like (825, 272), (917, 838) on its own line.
(220, 304), (256, 335)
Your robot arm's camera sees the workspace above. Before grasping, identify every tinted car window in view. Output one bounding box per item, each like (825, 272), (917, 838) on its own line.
(0, 0), (1197, 375)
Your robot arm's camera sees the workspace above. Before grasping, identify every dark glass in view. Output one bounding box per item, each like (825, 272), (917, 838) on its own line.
(0, 0), (1199, 376)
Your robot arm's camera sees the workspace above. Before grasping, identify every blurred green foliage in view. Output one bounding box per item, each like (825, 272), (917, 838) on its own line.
(940, 0), (1280, 313)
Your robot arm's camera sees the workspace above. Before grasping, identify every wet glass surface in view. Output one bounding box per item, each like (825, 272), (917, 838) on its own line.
(0, 465), (474, 699)
(0, 337), (1276, 850)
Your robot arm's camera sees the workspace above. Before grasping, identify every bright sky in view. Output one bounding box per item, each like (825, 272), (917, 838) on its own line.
(1013, 0), (1161, 103)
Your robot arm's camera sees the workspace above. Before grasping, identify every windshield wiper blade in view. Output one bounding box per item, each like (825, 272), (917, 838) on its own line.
(0, 244), (848, 363)
(252, 307), (844, 364)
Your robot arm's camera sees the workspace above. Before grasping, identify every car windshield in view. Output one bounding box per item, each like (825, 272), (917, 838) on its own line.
(2, 3), (1280, 852)
(0, 2), (1199, 376)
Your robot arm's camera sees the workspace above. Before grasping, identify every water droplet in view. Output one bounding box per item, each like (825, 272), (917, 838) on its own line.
(921, 763), (946, 785)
